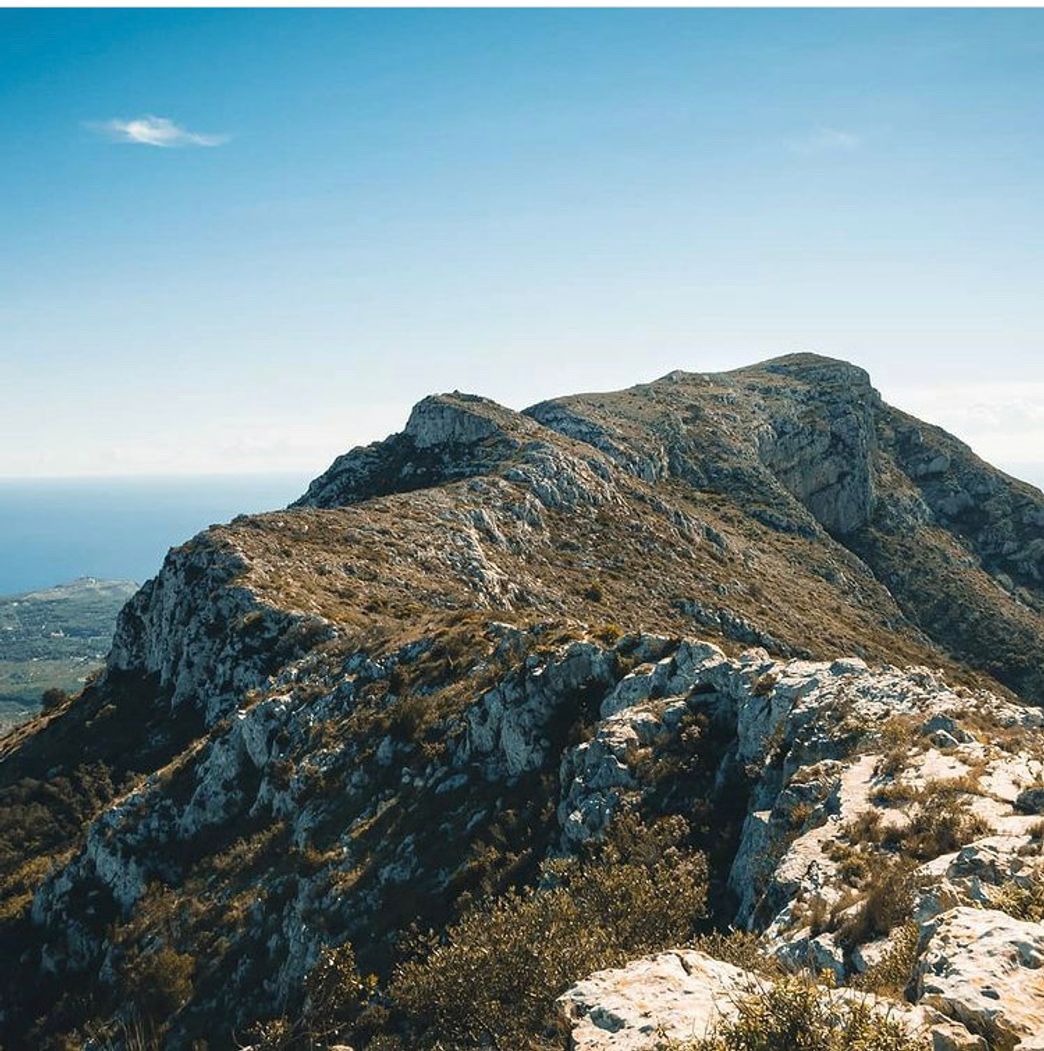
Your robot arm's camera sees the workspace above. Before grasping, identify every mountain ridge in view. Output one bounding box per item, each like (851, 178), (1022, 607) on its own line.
(1, 353), (1043, 1050)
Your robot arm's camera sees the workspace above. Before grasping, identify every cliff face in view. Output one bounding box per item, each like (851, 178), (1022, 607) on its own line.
(522, 354), (1044, 701)
(1, 354), (1042, 1051)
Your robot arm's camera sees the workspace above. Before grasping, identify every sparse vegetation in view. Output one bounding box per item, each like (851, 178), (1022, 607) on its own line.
(993, 872), (1044, 922)
(679, 975), (928, 1051)
(850, 923), (921, 998)
(692, 930), (783, 978)
(883, 781), (991, 861)
(120, 945), (196, 1020)
(836, 859), (918, 951)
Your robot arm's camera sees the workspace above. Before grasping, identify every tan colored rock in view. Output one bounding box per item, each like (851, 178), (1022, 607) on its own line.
(559, 949), (981, 1051)
(557, 950), (749, 1050)
(916, 907), (1044, 1050)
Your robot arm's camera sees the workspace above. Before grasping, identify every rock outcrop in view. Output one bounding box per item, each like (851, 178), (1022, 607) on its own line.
(917, 908), (1044, 1050)
(558, 949), (986, 1051)
(558, 950), (752, 1050)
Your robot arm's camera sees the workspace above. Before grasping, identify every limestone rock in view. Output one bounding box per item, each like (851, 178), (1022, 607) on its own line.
(558, 949), (981, 1051)
(916, 907), (1044, 1050)
(557, 950), (749, 1050)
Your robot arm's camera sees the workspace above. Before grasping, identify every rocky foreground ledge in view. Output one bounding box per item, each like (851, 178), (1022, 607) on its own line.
(549, 640), (1044, 1051)
(26, 627), (1044, 1049)
(559, 947), (983, 1050)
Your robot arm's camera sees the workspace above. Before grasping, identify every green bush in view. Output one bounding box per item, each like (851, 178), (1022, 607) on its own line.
(242, 944), (375, 1051)
(120, 946), (195, 1020)
(304, 942), (375, 1035)
(683, 975), (928, 1051)
(383, 814), (708, 1048)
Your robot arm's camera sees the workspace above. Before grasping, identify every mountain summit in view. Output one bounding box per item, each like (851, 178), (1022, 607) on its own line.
(2, 355), (1043, 1049)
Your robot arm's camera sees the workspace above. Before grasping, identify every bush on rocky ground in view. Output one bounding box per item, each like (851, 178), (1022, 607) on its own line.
(849, 922), (921, 998)
(680, 975), (928, 1051)
(836, 858), (918, 950)
(375, 814), (708, 1049)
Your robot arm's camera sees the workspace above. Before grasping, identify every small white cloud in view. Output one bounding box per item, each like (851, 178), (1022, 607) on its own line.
(87, 115), (228, 148)
(788, 127), (862, 155)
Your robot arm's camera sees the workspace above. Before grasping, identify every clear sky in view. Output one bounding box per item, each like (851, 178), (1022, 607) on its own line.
(2, 9), (1041, 482)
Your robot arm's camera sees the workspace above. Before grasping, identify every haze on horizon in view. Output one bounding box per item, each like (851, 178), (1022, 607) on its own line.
(2, 9), (1041, 485)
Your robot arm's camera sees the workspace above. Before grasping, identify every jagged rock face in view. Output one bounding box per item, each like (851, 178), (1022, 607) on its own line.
(2, 353), (1044, 1050)
(107, 535), (333, 725)
(526, 353), (1044, 701)
(525, 354), (884, 536)
(553, 648), (1044, 1049)
(753, 358), (879, 535)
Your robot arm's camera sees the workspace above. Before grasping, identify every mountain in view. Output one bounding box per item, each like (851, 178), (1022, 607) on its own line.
(1, 354), (1043, 1050)
(0, 577), (139, 732)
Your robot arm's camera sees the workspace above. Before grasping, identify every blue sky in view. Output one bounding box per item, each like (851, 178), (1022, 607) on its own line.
(1, 9), (1041, 481)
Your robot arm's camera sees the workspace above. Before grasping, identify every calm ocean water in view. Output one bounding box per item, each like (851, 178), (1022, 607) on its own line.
(0, 474), (311, 596)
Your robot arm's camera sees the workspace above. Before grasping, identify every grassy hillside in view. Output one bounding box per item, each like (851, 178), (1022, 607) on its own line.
(0, 578), (138, 730)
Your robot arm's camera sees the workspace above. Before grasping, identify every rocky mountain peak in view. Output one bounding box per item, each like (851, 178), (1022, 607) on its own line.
(2, 354), (1043, 1051)
(744, 350), (877, 388)
(402, 391), (535, 449)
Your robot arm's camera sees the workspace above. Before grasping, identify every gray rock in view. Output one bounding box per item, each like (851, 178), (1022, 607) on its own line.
(1015, 785), (1044, 815)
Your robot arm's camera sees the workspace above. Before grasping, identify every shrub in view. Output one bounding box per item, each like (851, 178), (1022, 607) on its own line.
(120, 946), (195, 1020)
(692, 930), (783, 978)
(751, 672), (779, 698)
(304, 942), (376, 1035)
(242, 1017), (295, 1051)
(993, 874), (1044, 922)
(850, 922), (921, 998)
(682, 975), (928, 1050)
(82, 1016), (164, 1051)
(872, 781), (918, 807)
(383, 814), (708, 1048)
(886, 790), (990, 860)
(842, 809), (884, 847)
(41, 687), (70, 711)
(836, 860), (917, 951)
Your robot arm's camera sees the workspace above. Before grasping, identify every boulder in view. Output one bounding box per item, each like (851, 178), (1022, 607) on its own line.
(916, 907), (1044, 1050)
(556, 950), (750, 1050)
(1015, 786), (1044, 815)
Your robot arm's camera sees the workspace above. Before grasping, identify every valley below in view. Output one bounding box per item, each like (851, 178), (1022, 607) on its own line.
(0, 577), (138, 732)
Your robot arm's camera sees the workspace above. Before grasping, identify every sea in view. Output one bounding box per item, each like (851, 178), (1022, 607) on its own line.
(0, 473), (311, 597)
